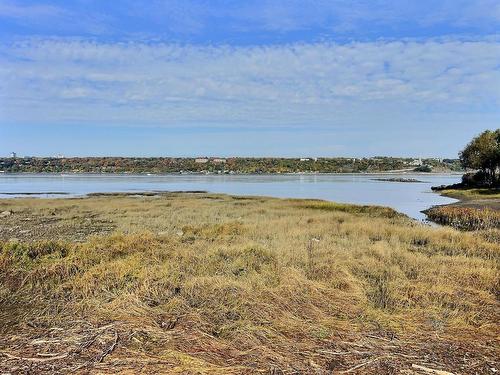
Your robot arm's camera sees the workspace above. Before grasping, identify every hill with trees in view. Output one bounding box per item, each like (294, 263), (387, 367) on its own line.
(0, 156), (461, 174)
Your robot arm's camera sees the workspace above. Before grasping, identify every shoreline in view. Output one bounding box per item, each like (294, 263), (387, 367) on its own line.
(1, 189), (448, 226)
(0, 171), (463, 176)
(0, 174), (462, 221)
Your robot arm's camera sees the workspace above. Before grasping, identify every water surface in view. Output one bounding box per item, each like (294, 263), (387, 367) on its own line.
(0, 173), (460, 221)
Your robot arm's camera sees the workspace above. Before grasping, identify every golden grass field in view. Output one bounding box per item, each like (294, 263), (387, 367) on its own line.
(0, 193), (499, 374)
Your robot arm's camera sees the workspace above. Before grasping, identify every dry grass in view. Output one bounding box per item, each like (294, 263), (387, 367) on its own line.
(0, 193), (499, 374)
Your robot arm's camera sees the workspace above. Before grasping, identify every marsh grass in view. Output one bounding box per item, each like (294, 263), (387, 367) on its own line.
(0, 193), (498, 373)
(440, 188), (500, 201)
(426, 206), (500, 231)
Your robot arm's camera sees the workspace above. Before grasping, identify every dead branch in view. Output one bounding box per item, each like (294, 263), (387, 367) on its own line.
(411, 364), (455, 375)
(341, 356), (383, 373)
(96, 330), (119, 363)
(366, 334), (393, 342)
(0, 351), (69, 363)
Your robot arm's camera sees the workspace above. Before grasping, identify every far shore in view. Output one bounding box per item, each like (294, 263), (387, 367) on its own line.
(0, 170), (463, 176)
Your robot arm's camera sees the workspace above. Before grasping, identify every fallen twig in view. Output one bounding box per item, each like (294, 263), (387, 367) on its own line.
(36, 352), (66, 357)
(366, 334), (394, 342)
(0, 351), (69, 363)
(96, 330), (119, 363)
(411, 364), (455, 375)
(318, 349), (372, 356)
(341, 356), (383, 373)
(30, 338), (63, 345)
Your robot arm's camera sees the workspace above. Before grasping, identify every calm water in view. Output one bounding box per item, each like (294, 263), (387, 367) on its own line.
(0, 173), (461, 221)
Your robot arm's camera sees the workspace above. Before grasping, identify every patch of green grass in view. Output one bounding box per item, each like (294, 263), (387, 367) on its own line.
(299, 200), (403, 218)
(440, 188), (500, 200)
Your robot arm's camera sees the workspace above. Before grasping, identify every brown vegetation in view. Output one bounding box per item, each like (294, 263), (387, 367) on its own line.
(0, 193), (498, 374)
(425, 206), (500, 231)
(426, 188), (500, 231)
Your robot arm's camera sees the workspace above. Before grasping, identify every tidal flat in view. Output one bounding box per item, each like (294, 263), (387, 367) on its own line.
(0, 193), (498, 374)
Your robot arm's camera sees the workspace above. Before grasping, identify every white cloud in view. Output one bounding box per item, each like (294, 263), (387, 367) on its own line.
(1, 38), (499, 127)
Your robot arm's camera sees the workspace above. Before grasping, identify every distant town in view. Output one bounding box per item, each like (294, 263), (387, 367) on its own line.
(0, 155), (462, 174)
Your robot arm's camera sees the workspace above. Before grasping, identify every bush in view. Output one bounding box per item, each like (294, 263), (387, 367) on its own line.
(462, 171), (490, 187)
(414, 165), (432, 172)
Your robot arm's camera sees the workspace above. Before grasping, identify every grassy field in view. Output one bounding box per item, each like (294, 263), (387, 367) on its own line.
(0, 193), (498, 374)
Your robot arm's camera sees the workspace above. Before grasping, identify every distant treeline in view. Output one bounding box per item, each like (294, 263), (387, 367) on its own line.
(0, 157), (462, 174)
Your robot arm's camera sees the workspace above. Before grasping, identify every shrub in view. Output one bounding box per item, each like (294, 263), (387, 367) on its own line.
(462, 171), (490, 187)
(414, 164), (432, 172)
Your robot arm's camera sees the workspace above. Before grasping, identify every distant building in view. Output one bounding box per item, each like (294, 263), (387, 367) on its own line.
(409, 158), (422, 166)
(212, 158), (226, 163)
(10, 152), (16, 158)
(300, 158), (310, 162)
(195, 158), (209, 164)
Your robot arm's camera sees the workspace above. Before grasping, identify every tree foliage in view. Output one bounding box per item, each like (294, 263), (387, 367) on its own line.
(459, 129), (500, 186)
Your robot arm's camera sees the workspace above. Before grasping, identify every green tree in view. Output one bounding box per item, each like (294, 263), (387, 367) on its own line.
(459, 129), (500, 186)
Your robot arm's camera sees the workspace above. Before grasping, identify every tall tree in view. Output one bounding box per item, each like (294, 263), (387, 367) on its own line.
(459, 129), (500, 186)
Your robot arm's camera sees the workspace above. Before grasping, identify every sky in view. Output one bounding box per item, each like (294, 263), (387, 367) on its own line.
(0, 0), (499, 157)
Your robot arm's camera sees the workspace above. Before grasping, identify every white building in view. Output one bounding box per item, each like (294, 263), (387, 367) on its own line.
(10, 152), (16, 158)
(195, 158), (209, 164)
(213, 158), (226, 163)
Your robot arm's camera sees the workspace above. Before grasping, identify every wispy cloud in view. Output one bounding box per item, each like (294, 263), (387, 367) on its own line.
(1, 0), (499, 41)
(0, 0), (65, 19)
(0, 0), (112, 36)
(1, 37), (499, 129)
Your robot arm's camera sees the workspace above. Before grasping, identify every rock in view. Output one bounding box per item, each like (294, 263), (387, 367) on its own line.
(0, 210), (12, 218)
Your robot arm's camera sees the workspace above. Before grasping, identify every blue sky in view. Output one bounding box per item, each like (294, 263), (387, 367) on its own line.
(0, 1), (499, 157)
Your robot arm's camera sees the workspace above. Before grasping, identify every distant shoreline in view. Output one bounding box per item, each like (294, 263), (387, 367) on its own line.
(0, 156), (463, 174)
(0, 171), (463, 176)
